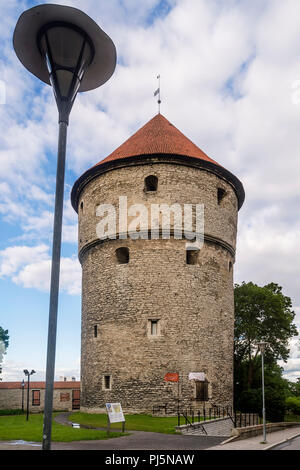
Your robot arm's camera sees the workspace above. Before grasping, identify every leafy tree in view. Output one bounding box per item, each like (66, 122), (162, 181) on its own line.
(234, 282), (298, 390)
(0, 327), (9, 377)
(286, 377), (300, 397)
(286, 396), (300, 415)
(236, 361), (289, 421)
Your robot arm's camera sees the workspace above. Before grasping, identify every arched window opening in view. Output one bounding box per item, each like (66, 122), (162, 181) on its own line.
(144, 175), (158, 192)
(229, 261), (233, 272)
(116, 247), (129, 264)
(80, 201), (84, 211)
(217, 188), (226, 205)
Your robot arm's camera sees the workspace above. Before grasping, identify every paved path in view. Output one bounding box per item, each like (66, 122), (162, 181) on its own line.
(207, 426), (300, 451)
(1, 412), (299, 451)
(272, 434), (300, 451)
(0, 434), (224, 451)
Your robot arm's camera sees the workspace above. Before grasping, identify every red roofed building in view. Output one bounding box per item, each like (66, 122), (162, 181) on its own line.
(0, 381), (80, 412)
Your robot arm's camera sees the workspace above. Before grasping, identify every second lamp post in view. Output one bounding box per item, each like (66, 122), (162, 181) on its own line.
(23, 369), (36, 421)
(257, 341), (268, 443)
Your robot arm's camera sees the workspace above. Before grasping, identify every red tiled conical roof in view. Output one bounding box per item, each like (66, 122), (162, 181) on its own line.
(96, 113), (221, 167)
(71, 113), (245, 211)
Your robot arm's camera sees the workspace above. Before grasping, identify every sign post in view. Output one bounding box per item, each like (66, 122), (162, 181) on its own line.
(105, 403), (125, 436)
(163, 372), (180, 414)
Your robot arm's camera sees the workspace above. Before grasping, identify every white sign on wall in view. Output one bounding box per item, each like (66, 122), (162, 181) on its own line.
(106, 402), (125, 423)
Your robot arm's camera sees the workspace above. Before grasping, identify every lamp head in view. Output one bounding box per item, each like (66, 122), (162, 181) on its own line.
(256, 341), (268, 354)
(13, 4), (116, 122)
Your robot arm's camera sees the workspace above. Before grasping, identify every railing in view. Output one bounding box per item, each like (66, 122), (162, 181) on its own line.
(176, 406), (259, 429)
(230, 411), (260, 428)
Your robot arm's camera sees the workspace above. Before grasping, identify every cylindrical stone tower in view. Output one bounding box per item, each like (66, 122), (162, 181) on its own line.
(71, 114), (245, 413)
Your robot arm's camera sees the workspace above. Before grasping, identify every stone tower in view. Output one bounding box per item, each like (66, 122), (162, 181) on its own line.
(71, 114), (245, 413)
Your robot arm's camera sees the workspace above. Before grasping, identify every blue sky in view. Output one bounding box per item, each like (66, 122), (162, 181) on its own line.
(1, 0), (300, 382)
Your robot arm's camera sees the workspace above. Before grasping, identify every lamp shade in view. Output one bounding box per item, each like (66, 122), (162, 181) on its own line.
(13, 4), (116, 92)
(257, 342), (268, 353)
(38, 22), (94, 102)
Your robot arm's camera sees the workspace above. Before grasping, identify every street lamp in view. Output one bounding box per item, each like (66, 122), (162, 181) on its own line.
(23, 369), (36, 421)
(13, 4), (116, 451)
(21, 379), (25, 412)
(257, 341), (268, 443)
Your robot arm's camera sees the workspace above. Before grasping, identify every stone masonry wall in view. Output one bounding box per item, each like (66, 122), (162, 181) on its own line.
(0, 387), (77, 412)
(78, 161), (239, 413)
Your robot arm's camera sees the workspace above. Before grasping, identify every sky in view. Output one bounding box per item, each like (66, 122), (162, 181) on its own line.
(0, 0), (300, 383)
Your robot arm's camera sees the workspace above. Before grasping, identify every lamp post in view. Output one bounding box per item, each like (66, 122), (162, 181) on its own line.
(13, 4), (116, 451)
(257, 341), (268, 443)
(21, 379), (25, 412)
(23, 369), (36, 421)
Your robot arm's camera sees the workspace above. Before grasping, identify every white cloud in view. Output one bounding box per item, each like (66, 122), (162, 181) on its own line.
(1, 358), (80, 382)
(0, 245), (49, 278)
(0, 245), (81, 295)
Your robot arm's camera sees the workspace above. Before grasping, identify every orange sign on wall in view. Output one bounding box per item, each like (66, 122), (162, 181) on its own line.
(164, 372), (179, 382)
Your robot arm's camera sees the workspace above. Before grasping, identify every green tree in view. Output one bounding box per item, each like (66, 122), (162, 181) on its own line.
(234, 282), (298, 390)
(0, 327), (9, 377)
(236, 361), (289, 421)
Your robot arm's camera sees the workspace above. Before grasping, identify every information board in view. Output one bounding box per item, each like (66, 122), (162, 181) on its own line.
(105, 402), (125, 423)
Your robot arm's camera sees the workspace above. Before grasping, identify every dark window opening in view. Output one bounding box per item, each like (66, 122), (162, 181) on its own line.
(186, 250), (198, 265)
(217, 188), (226, 205)
(144, 175), (158, 192)
(104, 375), (111, 390)
(72, 389), (80, 410)
(116, 247), (129, 264)
(32, 390), (40, 406)
(94, 325), (98, 338)
(229, 261), (232, 272)
(150, 320), (158, 336)
(80, 201), (84, 211)
(195, 381), (209, 401)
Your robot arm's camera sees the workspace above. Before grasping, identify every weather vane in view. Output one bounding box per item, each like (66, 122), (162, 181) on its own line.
(154, 74), (161, 114)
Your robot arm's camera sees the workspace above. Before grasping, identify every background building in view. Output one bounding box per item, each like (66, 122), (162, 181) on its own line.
(0, 380), (80, 412)
(71, 113), (245, 414)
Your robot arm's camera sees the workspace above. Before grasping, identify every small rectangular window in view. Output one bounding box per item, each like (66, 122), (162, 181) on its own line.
(32, 390), (40, 406)
(104, 375), (111, 390)
(94, 325), (98, 338)
(186, 250), (198, 265)
(151, 320), (158, 336)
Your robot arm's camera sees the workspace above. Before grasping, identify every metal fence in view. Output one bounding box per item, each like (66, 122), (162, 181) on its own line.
(175, 406), (260, 428)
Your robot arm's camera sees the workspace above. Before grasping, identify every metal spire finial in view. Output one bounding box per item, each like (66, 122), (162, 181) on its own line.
(154, 74), (161, 114)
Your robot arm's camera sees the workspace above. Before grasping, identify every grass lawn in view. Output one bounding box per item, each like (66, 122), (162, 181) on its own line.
(69, 412), (193, 434)
(0, 413), (125, 442)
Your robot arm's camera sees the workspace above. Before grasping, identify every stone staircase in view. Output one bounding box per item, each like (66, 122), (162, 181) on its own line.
(176, 417), (234, 437)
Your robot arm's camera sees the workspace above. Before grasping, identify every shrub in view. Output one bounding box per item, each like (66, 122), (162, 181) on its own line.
(237, 387), (286, 422)
(0, 409), (24, 416)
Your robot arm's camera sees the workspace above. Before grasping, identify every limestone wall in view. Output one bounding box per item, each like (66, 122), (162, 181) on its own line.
(78, 161), (239, 413)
